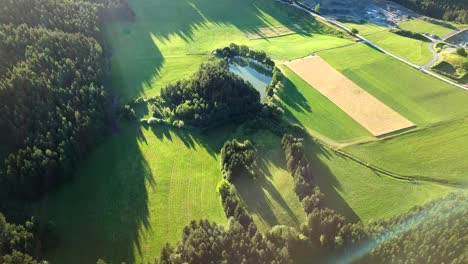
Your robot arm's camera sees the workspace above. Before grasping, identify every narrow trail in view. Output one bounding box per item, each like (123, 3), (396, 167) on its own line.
(277, 1), (468, 90)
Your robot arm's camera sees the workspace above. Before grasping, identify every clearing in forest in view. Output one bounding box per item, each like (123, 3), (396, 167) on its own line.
(285, 56), (415, 136)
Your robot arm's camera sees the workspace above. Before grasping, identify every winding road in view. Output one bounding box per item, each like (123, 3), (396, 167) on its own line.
(422, 29), (466, 70)
(278, 1), (468, 90)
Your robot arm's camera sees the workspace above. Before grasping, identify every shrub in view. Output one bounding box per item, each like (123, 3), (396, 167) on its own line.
(220, 139), (257, 181)
(456, 47), (466, 57)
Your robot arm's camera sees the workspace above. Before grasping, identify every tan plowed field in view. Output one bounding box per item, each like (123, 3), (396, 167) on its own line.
(285, 56), (415, 136)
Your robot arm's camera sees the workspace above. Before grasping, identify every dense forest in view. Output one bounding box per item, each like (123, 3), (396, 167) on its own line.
(0, 0), (132, 201)
(389, 0), (468, 23)
(0, 0), (130, 261)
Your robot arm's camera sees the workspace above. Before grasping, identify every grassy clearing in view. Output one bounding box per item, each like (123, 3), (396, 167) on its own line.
(303, 137), (456, 222)
(364, 30), (432, 65)
(343, 22), (387, 36)
(233, 131), (307, 231)
(319, 43), (468, 126)
(343, 119), (468, 185)
(104, 0), (352, 101)
(277, 65), (371, 144)
(29, 124), (229, 264)
(398, 19), (453, 37)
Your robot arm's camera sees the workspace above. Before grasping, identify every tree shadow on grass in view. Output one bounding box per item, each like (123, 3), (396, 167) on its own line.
(30, 124), (155, 264)
(303, 136), (361, 223)
(233, 131), (306, 229)
(108, 0), (323, 99)
(279, 76), (313, 114)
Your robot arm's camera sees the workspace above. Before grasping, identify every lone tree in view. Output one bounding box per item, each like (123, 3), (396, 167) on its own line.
(351, 28), (359, 35)
(314, 4), (321, 14)
(456, 47), (466, 57)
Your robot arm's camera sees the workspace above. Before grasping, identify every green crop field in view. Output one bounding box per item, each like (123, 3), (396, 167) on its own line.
(343, 22), (387, 36)
(104, 0), (353, 101)
(319, 43), (468, 127)
(302, 137), (454, 222)
(364, 30), (432, 65)
(398, 19), (454, 37)
(277, 65), (372, 144)
(29, 125), (230, 264)
(232, 131), (307, 231)
(343, 119), (468, 185)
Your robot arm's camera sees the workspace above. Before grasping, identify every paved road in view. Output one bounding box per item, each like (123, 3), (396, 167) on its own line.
(421, 29), (466, 70)
(279, 1), (468, 90)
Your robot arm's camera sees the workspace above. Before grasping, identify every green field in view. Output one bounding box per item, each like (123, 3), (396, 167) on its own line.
(319, 43), (468, 127)
(364, 30), (432, 65)
(105, 0), (353, 101)
(343, 22), (386, 36)
(343, 119), (468, 185)
(277, 65), (372, 144)
(30, 125), (229, 263)
(302, 136), (454, 222)
(398, 19), (454, 37)
(232, 131), (307, 231)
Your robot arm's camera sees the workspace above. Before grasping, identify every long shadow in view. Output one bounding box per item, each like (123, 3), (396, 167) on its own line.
(30, 124), (155, 264)
(303, 136), (361, 223)
(107, 0), (324, 99)
(280, 76), (313, 114)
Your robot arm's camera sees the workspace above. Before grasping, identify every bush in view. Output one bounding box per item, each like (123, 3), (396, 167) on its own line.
(220, 139), (257, 181)
(351, 28), (359, 35)
(456, 47), (466, 57)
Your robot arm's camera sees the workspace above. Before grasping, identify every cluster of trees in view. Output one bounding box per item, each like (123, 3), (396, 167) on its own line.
(0, 213), (40, 263)
(159, 219), (292, 264)
(390, 28), (428, 41)
(281, 134), (369, 256)
(220, 140), (257, 181)
(151, 62), (262, 128)
(214, 43), (275, 68)
(389, 0), (468, 23)
(0, 0), (132, 200)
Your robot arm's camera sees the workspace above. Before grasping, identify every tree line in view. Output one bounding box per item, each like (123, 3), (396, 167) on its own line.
(389, 0), (468, 23)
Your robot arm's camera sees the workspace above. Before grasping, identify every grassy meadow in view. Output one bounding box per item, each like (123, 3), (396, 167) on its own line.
(319, 43), (468, 127)
(302, 137), (455, 222)
(397, 19), (454, 37)
(232, 131), (307, 231)
(30, 125), (230, 263)
(364, 30), (432, 65)
(104, 0), (353, 101)
(343, 119), (468, 185)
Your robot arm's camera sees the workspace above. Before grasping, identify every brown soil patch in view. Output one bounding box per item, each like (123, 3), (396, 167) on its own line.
(286, 56), (415, 136)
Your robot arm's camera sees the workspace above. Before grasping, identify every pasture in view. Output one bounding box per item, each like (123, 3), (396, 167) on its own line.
(29, 125), (229, 264)
(343, 119), (468, 185)
(232, 131), (307, 231)
(365, 30), (432, 65)
(398, 19), (454, 37)
(319, 43), (468, 126)
(104, 0), (353, 101)
(285, 56), (414, 136)
(302, 136), (455, 222)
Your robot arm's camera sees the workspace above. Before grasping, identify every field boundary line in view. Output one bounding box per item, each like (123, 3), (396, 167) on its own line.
(276, 0), (468, 90)
(306, 132), (465, 188)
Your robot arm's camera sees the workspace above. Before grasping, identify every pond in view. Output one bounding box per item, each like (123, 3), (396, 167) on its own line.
(229, 61), (272, 102)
